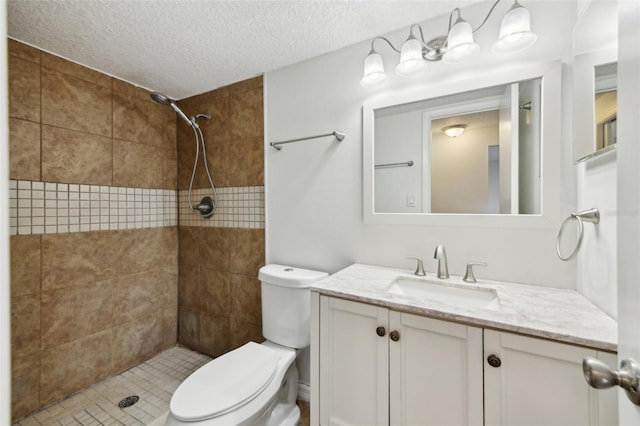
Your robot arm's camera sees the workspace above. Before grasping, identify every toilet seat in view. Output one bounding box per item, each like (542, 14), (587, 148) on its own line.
(170, 342), (279, 422)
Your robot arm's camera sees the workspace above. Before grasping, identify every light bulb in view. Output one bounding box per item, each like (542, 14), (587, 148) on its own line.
(493, 1), (537, 54)
(395, 36), (426, 76)
(442, 125), (467, 138)
(443, 17), (479, 64)
(361, 50), (387, 88)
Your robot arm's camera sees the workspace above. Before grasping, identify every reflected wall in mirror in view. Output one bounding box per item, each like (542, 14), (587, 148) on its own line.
(594, 62), (617, 151)
(572, 0), (618, 163)
(373, 78), (541, 215)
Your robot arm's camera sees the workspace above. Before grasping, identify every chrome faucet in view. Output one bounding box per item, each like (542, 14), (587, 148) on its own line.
(434, 244), (449, 279)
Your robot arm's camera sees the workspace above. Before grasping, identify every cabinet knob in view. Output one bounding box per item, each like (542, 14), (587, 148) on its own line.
(389, 330), (400, 341)
(376, 326), (386, 337)
(487, 354), (502, 368)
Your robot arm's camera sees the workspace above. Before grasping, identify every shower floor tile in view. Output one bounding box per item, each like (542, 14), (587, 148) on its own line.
(13, 347), (211, 426)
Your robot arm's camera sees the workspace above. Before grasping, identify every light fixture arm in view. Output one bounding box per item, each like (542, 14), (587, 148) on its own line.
(472, 0), (502, 33)
(409, 23), (436, 53)
(447, 8), (463, 32)
(370, 36), (401, 54)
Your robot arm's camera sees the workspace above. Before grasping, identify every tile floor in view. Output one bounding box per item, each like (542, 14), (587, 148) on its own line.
(13, 347), (211, 426)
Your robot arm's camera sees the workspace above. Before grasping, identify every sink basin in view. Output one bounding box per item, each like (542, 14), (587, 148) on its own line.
(386, 278), (499, 310)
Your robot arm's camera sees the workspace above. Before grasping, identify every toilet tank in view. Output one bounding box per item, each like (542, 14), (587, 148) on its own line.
(259, 264), (328, 348)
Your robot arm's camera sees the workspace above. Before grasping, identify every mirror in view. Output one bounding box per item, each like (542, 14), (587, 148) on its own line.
(363, 62), (564, 228)
(373, 78), (541, 215)
(573, 0), (618, 163)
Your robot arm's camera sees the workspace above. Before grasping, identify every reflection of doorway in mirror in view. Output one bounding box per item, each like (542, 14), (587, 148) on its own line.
(595, 91), (617, 150)
(488, 145), (500, 214)
(431, 110), (500, 214)
(594, 62), (617, 151)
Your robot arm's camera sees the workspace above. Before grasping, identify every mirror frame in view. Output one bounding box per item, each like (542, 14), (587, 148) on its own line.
(363, 61), (563, 229)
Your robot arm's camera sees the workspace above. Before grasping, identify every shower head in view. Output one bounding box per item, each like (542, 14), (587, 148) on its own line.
(150, 92), (172, 106)
(150, 91), (193, 126)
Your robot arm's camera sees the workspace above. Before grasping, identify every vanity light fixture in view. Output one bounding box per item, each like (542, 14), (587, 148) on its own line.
(442, 124), (467, 138)
(360, 0), (537, 88)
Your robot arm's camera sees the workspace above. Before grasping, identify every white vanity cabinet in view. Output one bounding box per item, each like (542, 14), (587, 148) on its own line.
(312, 294), (617, 426)
(484, 330), (618, 426)
(316, 296), (484, 426)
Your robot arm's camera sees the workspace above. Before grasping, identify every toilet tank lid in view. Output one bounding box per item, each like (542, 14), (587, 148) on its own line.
(259, 264), (328, 288)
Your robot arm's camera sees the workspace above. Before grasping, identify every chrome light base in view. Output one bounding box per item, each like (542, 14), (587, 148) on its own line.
(423, 36), (448, 61)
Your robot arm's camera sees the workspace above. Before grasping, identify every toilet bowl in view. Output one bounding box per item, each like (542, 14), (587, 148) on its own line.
(166, 264), (328, 426)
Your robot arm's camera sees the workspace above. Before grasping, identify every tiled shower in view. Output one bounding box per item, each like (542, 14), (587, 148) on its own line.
(8, 39), (266, 422)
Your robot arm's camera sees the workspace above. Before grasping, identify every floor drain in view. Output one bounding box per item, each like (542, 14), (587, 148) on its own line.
(118, 395), (139, 408)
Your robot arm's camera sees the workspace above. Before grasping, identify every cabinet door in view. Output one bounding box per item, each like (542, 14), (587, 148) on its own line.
(389, 312), (483, 426)
(484, 330), (618, 426)
(319, 296), (389, 426)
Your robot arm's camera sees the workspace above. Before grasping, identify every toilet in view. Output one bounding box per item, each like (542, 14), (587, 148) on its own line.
(166, 264), (328, 426)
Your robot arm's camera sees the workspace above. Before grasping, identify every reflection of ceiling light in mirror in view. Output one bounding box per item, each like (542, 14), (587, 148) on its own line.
(442, 125), (467, 138)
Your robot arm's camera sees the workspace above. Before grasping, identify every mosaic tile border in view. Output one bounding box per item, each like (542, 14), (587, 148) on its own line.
(179, 186), (265, 229)
(9, 180), (178, 235)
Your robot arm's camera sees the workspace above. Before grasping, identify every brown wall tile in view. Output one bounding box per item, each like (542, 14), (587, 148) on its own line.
(228, 137), (264, 187)
(9, 55), (40, 122)
(203, 139), (230, 188)
(229, 88), (263, 140)
(40, 330), (113, 406)
(10, 235), (41, 297)
(197, 93), (229, 145)
(112, 313), (163, 373)
(228, 76), (263, 95)
(230, 318), (263, 351)
(41, 280), (112, 349)
(41, 52), (111, 88)
(164, 150), (178, 190)
(42, 231), (115, 291)
(41, 125), (113, 185)
(178, 307), (199, 349)
(11, 351), (40, 421)
(229, 228), (265, 275)
(113, 81), (163, 146)
(177, 137), (229, 190)
(199, 313), (230, 357)
(178, 268), (200, 309)
(201, 269), (230, 316)
(115, 228), (165, 276)
(201, 227), (230, 272)
(9, 118), (41, 181)
(8, 42), (179, 419)
(9, 40), (40, 63)
(113, 139), (164, 188)
(112, 272), (163, 325)
(160, 227), (179, 273)
(178, 227), (200, 271)
(163, 310), (178, 349)
(164, 108), (177, 152)
(41, 68), (112, 137)
(230, 273), (261, 325)
(11, 294), (40, 355)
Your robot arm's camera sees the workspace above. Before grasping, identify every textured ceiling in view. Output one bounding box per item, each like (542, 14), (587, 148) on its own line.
(7, 0), (481, 100)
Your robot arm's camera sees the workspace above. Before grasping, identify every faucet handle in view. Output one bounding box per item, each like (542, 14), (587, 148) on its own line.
(463, 262), (487, 283)
(407, 256), (426, 276)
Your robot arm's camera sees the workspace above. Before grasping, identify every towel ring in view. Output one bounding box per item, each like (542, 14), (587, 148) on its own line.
(556, 208), (600, 261)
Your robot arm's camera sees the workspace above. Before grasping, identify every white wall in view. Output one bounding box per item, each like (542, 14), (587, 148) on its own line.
(265, 0), (577, 287)
(576, 153), (617, 319)
(431, 126), (498, 214)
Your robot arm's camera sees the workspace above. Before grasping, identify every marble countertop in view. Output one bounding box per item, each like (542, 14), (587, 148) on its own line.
(310, 264), (617, 352)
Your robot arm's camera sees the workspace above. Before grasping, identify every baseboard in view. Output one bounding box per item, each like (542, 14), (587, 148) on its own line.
(297, 382), (310, 401)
